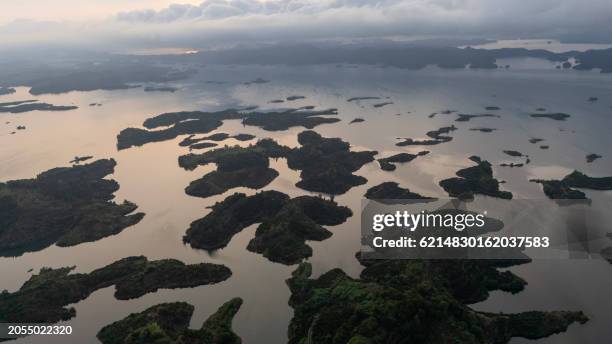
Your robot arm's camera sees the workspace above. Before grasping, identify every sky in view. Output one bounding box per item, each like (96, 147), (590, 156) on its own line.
(1, 0), (611, 51)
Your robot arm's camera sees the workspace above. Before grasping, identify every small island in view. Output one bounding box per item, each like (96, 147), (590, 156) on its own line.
(396, 125), (457, 146)
(347, 96), (381, 102)
(503, 150), (525, 157)
(586, 153), (602, 163)
(373, 101), (393, 108)
(456, 113), (499, 122)
(349, 117), (365, 124)
(470, 127), (497, 133)
(529, 138), (544, 144)
(180, 139), (289, 198)
(69, 155), (93, 164)
(190, 142), (218, 150)
(377, 151), (429, 171)
(286, 131), (377, 194)
(531, 170), (612, 199)
(97, 298), (243, 344)
(364, 182), (436, 204)
(439, 156), (512, 200)
(287, 95), (305, 101)
(530, 113), (571, 121)
(0, 99), (78, 113)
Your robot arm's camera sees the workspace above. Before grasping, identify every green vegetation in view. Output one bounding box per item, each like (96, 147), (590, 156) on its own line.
(117, 108), (340, 149)
(530, 113), (571, 121)
(377, 151), (429, 171)
(286, 131), (377, 194)
(247, 195), (352, 264)
(503, 150), (525, 157)
(470, 127), (497, 133)
(373, 102), (393, 108)
(396, 126), (457, 146)
(532, 170), (612, 199)
(0, 256), (231, 324)
(184, 191), (290, 250)
(287, 95), (306, 101)
(347, 97), (381, 102)
(179, 139), (290, 198)
(364, 182), (436, 204)
(0, 159), (144, 257)
(184, 191), (351, 264)
(439, 156), (512, 200)
(97, 298), (243, 344)
(286, 259), (587, 344)
(456, 113), (499, 122)
(0, 99), (78, 113)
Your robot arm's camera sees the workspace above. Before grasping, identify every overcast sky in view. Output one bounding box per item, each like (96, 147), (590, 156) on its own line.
(1, 0), (611, 51)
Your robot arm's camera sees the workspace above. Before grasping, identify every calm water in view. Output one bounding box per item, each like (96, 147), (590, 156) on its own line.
(1, 62), (612, 343)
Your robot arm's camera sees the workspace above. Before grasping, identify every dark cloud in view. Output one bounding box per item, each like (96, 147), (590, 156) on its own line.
(1, 0), (612, 50)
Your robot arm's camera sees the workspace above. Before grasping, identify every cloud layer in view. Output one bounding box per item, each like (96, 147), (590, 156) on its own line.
(2, 0), (612, 51)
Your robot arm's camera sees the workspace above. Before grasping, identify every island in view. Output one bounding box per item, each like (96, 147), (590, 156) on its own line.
(456, 113), (499, 122)
(286, 131), (377, 194)
(286, 259), (587, 344)
(349, 117), (365, 124)
(347, 96), (381, 102)
(439, 156), (512, 200)
(97, 298), (242, 344)
(530, 113), (571, 121)
(190, 142), (218, 150)
(181, 141), (286, 198)
(529, 138), (544, 144)
(470, 127), (497, 133)
(396, 125), (457, 146)
(377, 151), (429, 171)
(485, 106), (501, 110)
(0, 159), (144, 257)
(117, 108), (340, 150)
(586, 153), (602, 163)
(233, 133), (256, 141)
(287, 95), (305, 101)
(184, 191), (351, 264)
(364, 182), (436, 204)
(69, 155), (93, 164)
(503, 150), (525, 157)
(0, 256), (231, 324)
(531, 170), (612, 199)
(373, 102), (393, 108)
(0, 99), (78, 113)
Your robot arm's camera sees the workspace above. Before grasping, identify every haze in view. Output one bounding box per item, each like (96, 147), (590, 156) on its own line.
(1, 0), (611, 52)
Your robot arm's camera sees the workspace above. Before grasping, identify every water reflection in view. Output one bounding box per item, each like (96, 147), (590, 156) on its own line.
(2, 64), (612, 343)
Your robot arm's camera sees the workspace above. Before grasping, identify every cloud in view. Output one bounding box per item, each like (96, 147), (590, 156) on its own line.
(1, 0), (612, 51)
